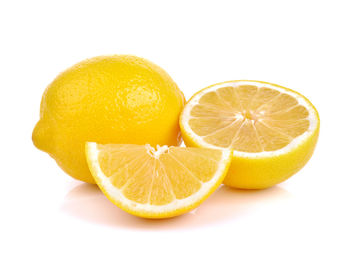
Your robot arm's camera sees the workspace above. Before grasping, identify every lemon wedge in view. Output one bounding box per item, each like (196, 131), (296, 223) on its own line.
(86, 143), (231, 218)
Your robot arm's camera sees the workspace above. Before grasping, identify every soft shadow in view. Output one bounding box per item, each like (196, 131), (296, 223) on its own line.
(61, 183), (291, 230)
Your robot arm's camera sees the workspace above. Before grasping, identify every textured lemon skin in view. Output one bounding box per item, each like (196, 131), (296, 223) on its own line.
(32, 55), (185, 183)
(223, 126), (319, 189)
(180, 80), (320, 189)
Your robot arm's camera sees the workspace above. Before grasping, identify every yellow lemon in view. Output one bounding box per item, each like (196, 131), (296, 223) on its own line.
(86, 143), (231, 218)
(32, 55), (185, 183)
(180, 80), (320, 189)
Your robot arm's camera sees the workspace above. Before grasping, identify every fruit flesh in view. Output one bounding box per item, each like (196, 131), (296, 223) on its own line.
(96, 144), (222, 205)
(188, 85), (310, 152)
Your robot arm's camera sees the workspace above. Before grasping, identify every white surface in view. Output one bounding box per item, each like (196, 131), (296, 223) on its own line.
(1, 0), (349, 271)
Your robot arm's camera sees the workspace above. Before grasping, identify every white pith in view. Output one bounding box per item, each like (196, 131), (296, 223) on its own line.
(86, 142), (231, 214)
(181, 81), (319, 158)
(145, 144), (169, 159)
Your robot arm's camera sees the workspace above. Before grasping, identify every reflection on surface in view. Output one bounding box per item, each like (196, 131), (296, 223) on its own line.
(61, 182), (291, 230)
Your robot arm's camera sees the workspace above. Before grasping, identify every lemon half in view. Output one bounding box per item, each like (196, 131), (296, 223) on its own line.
(180, 80), (320, 189)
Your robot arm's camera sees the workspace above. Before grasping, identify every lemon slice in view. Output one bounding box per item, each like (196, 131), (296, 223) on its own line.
(85, 143), (231, 218)
(180, 80), (320, 189)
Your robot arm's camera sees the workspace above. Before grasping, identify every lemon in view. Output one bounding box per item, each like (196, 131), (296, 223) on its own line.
(32, 55), (185, 183)
(85, 142), (231, 218)
(180, 80), (320, 189)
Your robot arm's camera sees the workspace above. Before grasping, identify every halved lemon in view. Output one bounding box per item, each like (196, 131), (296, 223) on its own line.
(180, 80), (320, 189)
(85, 143), (231, 218)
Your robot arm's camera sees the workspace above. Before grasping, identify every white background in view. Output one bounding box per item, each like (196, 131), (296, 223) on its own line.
(1, 1), (349, 271)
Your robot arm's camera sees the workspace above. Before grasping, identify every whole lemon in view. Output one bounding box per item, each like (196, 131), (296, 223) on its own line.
(32, 55), (185, 183)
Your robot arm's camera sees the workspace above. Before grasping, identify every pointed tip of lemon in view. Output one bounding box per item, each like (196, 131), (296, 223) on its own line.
(32, 119), (51, 152)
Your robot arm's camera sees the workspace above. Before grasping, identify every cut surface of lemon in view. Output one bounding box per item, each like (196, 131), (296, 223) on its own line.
(180, 80), (320, 189)
(86, 143), (231, 218)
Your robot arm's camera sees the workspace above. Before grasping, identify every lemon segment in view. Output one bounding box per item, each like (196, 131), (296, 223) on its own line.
(86, 143), (232, 218)
(180, 80), (320, 189)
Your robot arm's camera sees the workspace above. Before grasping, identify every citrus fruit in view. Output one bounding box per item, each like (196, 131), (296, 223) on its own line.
(180, 80), (320, 189)
(85, 142), (231, 218)
(32, 55), (185, 183)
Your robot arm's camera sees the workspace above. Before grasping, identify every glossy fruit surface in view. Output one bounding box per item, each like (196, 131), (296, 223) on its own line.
(33, 55), (185, 183)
